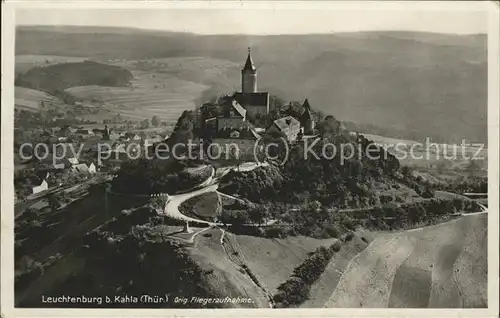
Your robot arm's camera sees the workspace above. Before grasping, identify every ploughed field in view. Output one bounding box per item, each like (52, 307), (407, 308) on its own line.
(319, 213), (487, 308)
(15, 87), (66, 112)
(65, 69), (208, 122)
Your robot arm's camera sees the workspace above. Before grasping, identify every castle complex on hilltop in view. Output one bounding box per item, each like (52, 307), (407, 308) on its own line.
(201, 48), (318, 159)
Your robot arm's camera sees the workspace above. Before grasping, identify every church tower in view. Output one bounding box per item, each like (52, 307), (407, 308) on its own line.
(241, 47), (257, 93)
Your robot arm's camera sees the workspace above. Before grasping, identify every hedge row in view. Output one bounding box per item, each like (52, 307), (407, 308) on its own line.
(273, 240), (342, 307)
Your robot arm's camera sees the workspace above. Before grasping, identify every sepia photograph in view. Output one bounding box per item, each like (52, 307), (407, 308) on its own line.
(1, 1), (499, 317)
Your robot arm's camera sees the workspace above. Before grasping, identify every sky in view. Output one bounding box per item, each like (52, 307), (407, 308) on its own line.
(15, 7), (488, 35)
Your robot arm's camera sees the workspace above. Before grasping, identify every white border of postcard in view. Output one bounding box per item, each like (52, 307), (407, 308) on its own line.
(2, 1), (499, 318)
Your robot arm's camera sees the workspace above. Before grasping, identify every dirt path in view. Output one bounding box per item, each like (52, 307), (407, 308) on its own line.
(219, 228), (275, 308)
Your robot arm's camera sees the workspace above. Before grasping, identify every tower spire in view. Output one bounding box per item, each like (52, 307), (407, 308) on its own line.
(243, 47), (256, 73)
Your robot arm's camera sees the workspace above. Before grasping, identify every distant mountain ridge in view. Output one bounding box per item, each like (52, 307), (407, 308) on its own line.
(15, 26), (487, 143)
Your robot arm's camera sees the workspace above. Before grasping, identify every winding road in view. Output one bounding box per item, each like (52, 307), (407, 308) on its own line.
(162, 162), (268, 225)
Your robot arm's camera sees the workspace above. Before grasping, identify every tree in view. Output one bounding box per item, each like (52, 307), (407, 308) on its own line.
(140, 119), (150, 129)
(401, 166), (413, 177)
(249, 206), (267, 226)
(466, 159), (480, 177)
(151, 116), (160, 127)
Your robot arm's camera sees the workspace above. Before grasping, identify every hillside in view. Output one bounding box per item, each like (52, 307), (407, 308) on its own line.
(321, 213), (487, 308)
(15, 26), (487, 143)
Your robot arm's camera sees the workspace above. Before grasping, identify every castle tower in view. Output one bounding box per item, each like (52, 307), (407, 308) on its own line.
(241, 47), (257, 93)
(299, 98), (315, 135)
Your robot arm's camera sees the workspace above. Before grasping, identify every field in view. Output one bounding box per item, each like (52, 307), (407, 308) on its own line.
(66, 68), (209, 123)
(321, 213), (487, 308)
(234, 234), (339, 294)
(187, 228), (270, 308)
(15, 87), (67, 112)
(188, 226), (344, 306)
(361, 133), (488, 175)
(302, 233), (371, 307)
(14, 56), (227, 126)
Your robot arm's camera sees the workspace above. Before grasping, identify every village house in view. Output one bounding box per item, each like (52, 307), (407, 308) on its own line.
(67, 157), (79, 166)
(31, 178), (48, 194)
(75, 128), (95, 138)
(71, 162), (97, 176)
(87, 162), (97, 174)
(121, 132), (142, 142)
(58, 125), (78, 137)
(83, 139), (116, 153)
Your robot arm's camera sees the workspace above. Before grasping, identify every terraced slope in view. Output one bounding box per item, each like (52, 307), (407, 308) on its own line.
(323, 213), (487, 308)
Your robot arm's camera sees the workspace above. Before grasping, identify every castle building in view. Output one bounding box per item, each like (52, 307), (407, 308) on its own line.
(299, 98), (315, 135)
(267, 116), (301, 141)
(216, 99), (247, 131)
(232, 48), (270, 118)
(210, 125), (261, 161)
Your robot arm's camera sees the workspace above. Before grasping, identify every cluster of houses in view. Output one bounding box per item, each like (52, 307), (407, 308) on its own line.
(200, 48), (317, 159)
(24, 125), (169, 195)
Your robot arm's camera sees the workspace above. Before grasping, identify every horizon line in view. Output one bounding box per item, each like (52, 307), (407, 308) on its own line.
(15, 24), (487, 36)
